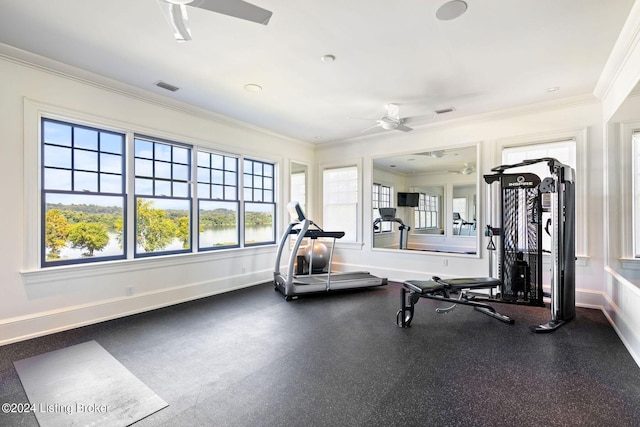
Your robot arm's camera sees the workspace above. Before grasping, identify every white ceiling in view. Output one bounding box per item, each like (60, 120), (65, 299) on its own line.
(0, 0), (634, 143)
(374, 146), (477, 175)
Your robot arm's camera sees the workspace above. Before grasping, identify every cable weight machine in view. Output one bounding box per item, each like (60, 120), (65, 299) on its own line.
(484, 157), (575, 332)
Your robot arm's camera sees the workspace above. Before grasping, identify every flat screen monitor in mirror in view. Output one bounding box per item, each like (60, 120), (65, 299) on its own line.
(397, 192), (419, 207)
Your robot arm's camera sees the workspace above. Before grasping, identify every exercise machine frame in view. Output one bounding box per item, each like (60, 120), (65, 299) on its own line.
(274, 201), (387, 300)
(373, 207), (411, 249)
(397, 277), (514, 328)
(397, 158), (576, 332)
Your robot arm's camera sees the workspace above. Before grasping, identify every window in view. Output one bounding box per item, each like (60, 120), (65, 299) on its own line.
(502, 139), (576, 252)
(290, 171), (307, 213)
(414, 193), (439, 229)
(633, 132), (640, 258)
(502, 141), (575, 172)
(373, 183), (392, 233)
(243, 159), (276, 246)
(197, 151), (239, 250)
(323, 166), (358, 241)
(134, 136), (192, 256)
(39, 116), (277, 267)
(42, 119), (126, 266)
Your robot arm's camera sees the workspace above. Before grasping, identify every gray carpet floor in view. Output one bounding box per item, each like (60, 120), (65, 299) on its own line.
(1, 281), (639, 426)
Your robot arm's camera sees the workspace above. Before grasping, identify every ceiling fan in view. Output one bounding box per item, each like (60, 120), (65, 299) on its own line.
(449, 163), (476, 175)
(157, 0), (273, 42)
(351, 103), (418, 133)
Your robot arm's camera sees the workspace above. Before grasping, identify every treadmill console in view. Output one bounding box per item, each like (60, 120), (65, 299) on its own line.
(287, 201), (306, 222)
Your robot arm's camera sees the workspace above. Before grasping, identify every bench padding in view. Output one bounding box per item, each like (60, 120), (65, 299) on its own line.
(437, 277), (501, 288)
(403, 277), (500, 294)
(403, 280), (444, 294)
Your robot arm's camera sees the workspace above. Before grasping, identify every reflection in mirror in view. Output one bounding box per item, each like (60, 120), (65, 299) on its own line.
(290, 161), (308, 212)
(372, 145), (478, 254)
(411, 186), (444, 235)
(452, 185), (477, 236)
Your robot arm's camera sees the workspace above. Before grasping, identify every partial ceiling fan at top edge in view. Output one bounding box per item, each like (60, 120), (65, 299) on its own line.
(157, 0), (273, 42)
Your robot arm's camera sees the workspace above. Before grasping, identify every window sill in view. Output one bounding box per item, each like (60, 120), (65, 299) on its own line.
(541, 253), (589, 267)
(620, 258), (640, 270)
(334, 241), (365, 251)
(21, 245), (276, 286)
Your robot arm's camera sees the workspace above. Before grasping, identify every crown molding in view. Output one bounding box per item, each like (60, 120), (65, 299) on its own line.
(0, 42), (310, 147)
(593, 1), (640, 122)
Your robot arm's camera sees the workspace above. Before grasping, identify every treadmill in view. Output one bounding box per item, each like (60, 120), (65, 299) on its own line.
(274, 201), (387, 300)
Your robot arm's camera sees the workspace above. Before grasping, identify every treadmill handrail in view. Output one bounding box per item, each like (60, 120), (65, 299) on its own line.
(289, 229), (345, 239)
(274, 217), (343, 293)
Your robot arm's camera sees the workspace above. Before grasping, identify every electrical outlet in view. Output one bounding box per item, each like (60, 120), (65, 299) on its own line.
(443, 259), (448, 267)
(126, 287), (134, 296)
(241, 266), (246, 274)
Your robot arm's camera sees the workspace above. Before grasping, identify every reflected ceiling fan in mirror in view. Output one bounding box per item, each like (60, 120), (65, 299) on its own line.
(415, 150), (460, 158)
(350, 103), (425, 133)
(448, 163), (475, 175)
(157, 0), (273, 42)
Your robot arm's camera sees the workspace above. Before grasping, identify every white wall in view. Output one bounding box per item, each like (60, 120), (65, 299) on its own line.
(604, 94), (640, 366)
(597, 0), (640, 367)
(0, 50), (314, 345)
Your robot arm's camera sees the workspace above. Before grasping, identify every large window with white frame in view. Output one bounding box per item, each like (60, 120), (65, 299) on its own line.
(501, 139), (577, 253)
(290, 170), (307, 213)
(633, 132), (640, 258)
(373, 183), (392, 233)
(323, 166), (358, 242)
(415, 193), (439, 230)
(40, 116), (276, 267)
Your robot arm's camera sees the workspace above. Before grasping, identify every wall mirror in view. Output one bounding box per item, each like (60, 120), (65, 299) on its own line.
(372, 145), (478, 255)
(290, 161), (308, 213)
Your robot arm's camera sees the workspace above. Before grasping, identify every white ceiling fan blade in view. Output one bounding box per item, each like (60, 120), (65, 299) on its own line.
(347, 116), (378, 121)
(416, 150), (446, 158)
(396, 124), (413, 132)
(361, 123), (383, 133)
(189, 0), (273, 25)
(158, 1), (192, 41)
(403, 113), (433, 125)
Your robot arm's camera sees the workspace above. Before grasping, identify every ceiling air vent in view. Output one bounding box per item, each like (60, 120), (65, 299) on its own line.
(155, 81), (180, 92)
(434, 107), (455, 115)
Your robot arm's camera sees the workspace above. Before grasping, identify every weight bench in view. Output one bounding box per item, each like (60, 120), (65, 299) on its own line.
(397, 276), (514, 328)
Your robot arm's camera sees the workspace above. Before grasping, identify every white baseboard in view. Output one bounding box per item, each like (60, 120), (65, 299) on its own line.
(0, 270), (272, 346)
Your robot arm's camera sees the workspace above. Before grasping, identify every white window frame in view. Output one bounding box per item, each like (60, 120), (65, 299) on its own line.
(496, 129), (588, 260)
(320, 161), (362, 245)
(633, 132), (640, 258)
(22, 99), (279, 276)
(415, 193), (440, 230)
(619, 121), (640, 269)
(373, 183), (392, 233)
